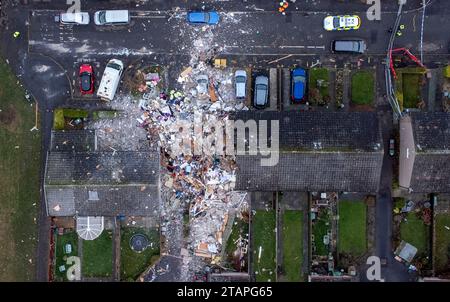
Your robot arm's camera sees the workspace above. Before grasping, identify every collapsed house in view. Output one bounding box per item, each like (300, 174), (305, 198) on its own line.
(231, 111), (384, 193)
(399, 112), (450, 193)
(44, 129), (160, 240)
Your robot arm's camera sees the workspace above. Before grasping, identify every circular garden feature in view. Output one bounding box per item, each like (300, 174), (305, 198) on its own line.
(130, 233), (149, 253)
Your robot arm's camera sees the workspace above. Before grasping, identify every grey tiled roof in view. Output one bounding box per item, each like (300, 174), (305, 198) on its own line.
(231, 112), (383, 192)
(46, 151), (159, 185)
(410, 154), (450, 193)
(407, 113), (450, 192)
(231, 111), (383, 152)
(45, 185), (160, 216)
(45, 130), (161, 217)
(236, 152), (383, 192)
(50, 130), (96, 152)
(411, 112), (450, 152)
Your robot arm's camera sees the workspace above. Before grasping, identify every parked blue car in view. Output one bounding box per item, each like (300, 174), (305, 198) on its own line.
(187, 11), (220, 25)
(291, 68), (307, 103)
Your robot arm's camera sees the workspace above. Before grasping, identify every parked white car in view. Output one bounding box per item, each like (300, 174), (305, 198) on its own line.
(234, 70), (247, 99)
(59, 12), (90, 25)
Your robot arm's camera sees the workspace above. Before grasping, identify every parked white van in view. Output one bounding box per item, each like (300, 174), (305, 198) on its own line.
(97, 59), (124, 101)
(94, 10), (130, 25)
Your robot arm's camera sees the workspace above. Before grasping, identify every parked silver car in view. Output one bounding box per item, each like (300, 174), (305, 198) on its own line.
(234, 70), (247, 99)
(253, 75), (269, 108)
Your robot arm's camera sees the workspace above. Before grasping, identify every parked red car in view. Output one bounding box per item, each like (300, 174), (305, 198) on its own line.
(79, 64), (94, 95)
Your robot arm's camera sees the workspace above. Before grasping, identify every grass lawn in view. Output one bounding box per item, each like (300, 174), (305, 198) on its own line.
(54, 231), (78, 281)
(435, 214), (450, 273)
(82, 230), (113, 278)
(402, 73), (421, 108)
(53, 108), (88, 130)
(309, 67), (330, 98)
(351, 71), (375, 105)
(282, 210), (303, 282)
(338, 201), (367, 256)
(400, 212), (429, 254)
(0, 59), (41, 281)
(120, 227), (160, 281)
(312, 209), (330, 256)
(252, 210), (276, 282)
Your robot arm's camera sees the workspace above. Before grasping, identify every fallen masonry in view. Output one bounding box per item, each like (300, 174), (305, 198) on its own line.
(137, 60), (250, 265)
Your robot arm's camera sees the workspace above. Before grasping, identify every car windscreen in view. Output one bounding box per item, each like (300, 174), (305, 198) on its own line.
(236, 76), (246, 83)
(107, 62), (122, 71)
(333, 17), (340, 28)
(197, 79), (208, 84)
(99, 11), (106, 24)
(293, 76), (305, 82)
(80, 73), (91, 90)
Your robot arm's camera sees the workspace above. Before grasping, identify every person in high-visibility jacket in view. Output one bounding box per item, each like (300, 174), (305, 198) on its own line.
(13, 31), (20, 38)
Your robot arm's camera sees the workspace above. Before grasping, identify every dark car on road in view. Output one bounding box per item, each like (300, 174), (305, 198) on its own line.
(291, 68), (307, 103)
(389, 138), (395, 156)
(331, 39), (366, 54)
(79, 64), (94, 95)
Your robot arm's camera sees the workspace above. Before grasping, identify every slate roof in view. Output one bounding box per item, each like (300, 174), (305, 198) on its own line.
(46, 185), (159, 216)
(231, 111), (383, 152)
(46, 151), (159, 185)
(411, 112), (450, 153)
(50, 130), (96, 152)
(408, 113), (450, 192)
(231, 112), (383, 192)
(45, 130), (160, 217)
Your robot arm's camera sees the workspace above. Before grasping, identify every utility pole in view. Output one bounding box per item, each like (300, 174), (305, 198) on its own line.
(420, 0), (426, 62)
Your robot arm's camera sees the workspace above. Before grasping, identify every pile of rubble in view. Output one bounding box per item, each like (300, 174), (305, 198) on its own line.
(93, 25), (250, 279)
(134, 32), (249, 269)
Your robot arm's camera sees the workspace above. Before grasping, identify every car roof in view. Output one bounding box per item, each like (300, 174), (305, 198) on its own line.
(188, 12), (207, 22)
(104, 10), (129, 20)
(61, 12), (89, 23)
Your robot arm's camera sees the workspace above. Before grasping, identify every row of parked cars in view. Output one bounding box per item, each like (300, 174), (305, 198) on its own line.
(230, 68), (307, 109)
(59, 10), (130, 25)
(58, 10), (219, 26)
